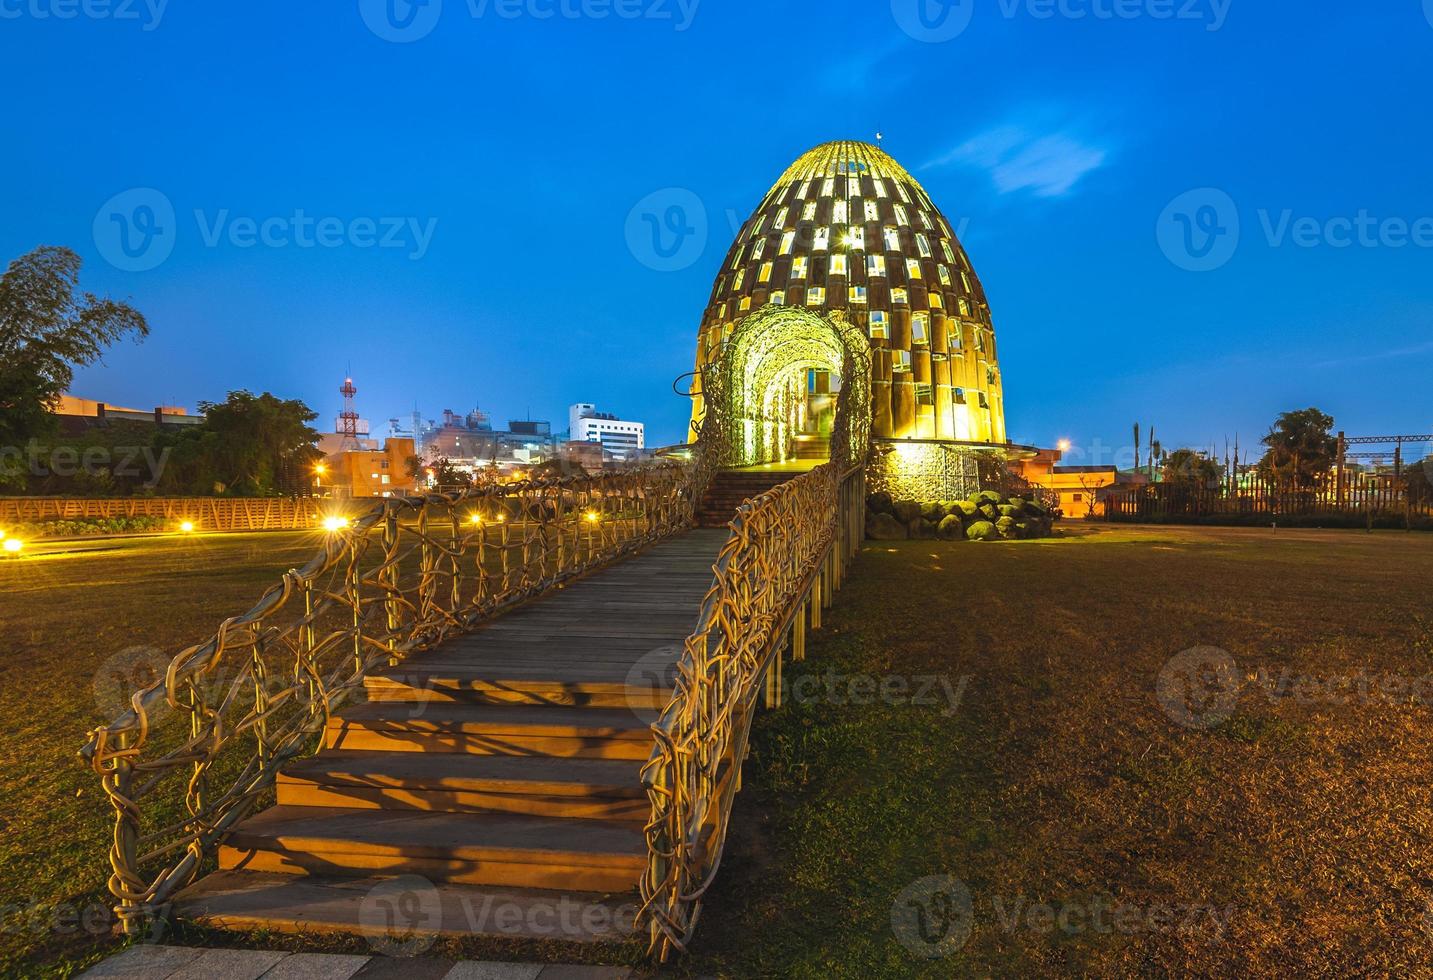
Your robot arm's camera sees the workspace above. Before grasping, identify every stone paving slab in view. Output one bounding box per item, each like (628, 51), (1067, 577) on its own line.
(79, 947), (634, 980)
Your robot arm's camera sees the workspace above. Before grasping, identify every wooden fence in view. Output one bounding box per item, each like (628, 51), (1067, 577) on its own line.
(0, 496), (342, 532)
(1104, 473), (1433, 528)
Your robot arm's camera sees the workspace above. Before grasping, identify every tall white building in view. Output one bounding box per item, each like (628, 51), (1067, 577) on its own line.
(569, 403), (645, 460)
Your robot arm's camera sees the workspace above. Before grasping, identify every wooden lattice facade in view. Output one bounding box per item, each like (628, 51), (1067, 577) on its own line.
(689, 140), (1007, 446)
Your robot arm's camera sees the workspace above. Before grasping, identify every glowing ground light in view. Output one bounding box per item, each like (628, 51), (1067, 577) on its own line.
(322, 516), (349, 532)
(585, 511), (600, 522)
(180, 521), (196, 533)
(3, 538), (23, 555)
(469, 514), (483, 525)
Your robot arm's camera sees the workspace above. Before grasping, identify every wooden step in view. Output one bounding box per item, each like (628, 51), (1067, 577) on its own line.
(364, 671), (670, 709)
(219, 807), (646, 892)
(174, 870), (640, 944)
(278, 752), (648, 821)
(326, 703), (655, 759)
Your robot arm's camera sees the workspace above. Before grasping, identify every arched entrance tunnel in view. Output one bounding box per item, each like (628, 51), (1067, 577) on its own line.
(694, 306), (872, 469)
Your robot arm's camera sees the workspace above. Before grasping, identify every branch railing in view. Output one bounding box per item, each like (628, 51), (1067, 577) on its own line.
(639, 461), (866, 960)
(79, 464), (697, 935)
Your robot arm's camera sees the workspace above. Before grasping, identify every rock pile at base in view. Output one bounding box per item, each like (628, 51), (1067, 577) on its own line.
(865, 490), (1056, 541)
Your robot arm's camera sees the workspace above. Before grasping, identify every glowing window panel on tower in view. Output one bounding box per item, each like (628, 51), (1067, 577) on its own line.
(813, 227), (831, 250)
(929, 292), (944, 310)
(954, 387), (967, 404)
(917, 234), (932, 258)
(939, 264), (952, 285)
(891, 287), (909, 305)
(849, 286), (868, 304)
(867, 255), (887, 277)
(978, 391), (990, 409)
(906, 259), (923, 279)
(843, 226), (865, 250)
(912, 312), (930, 344)
(777, 207), (793, 230)
(781, 231), (796, 255)
(759, 261), (774, 283)
(729, 246), (744, 270)
(750, 216), (767, 238)
(797, 180), (811, 198)
(916, 383), (934, 406)
(806, 286), (826, 306)
(832, 200), (848, 224)
(918, 211), (933, 229)
(791, 256), (809, 279)
(821, 178), (835, 196)
(751, 238), (766, 259)
(883, 226), (900, 250)
(864, 200), (880, 221)
(958, 297), (971, 316)
(733, 268), (745, 290)
(802, 202), (818, 220)
(896, 183), (912, 204)
(948, 325), (962, 350)
(870, 310), (890, 338)
(829, 253), (848, 276)
(893, 350), (912, 372)
(873, 179), (888, 198)
(942, 240), (956, 263)
(739, 296), (752, 310)
(961, 270), (972, 292)
(895, 205), (910, 226)
(770, 290), (785, 305)
(848, 177), (862, 196)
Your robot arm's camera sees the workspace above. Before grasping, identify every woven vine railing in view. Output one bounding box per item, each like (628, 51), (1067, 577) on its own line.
(78, 464), (697, 935)
(639, 461), (866, 960)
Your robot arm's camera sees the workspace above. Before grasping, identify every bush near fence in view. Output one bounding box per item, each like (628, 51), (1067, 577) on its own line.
(0, 497), (345, 533)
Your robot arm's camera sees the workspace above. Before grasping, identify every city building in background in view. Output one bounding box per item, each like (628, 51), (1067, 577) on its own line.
(1020, 448), (1149, 519)
(569, 403), (646, 460)
(317, 437), (418, 499)
(50, 394), (202, 433)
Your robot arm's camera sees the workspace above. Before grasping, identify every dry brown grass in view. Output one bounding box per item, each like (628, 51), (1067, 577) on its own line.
(686, 524), (1433, 977)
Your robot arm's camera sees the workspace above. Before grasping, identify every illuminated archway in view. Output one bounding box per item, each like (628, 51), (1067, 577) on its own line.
(696, 306), (872, 469)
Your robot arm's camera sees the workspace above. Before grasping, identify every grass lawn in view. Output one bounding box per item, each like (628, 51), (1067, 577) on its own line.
(684, 525), (1433, 977)
(4, 525), (1432, 976)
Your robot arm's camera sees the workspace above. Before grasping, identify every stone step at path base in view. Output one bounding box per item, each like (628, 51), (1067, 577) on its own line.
(78, 944), (643, 979)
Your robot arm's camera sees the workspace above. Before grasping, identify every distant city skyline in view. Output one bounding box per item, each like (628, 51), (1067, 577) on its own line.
(5, 2), (1431, 455)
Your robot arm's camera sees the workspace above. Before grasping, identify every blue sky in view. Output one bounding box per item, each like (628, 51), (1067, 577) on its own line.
(3, 0), (1431, 457)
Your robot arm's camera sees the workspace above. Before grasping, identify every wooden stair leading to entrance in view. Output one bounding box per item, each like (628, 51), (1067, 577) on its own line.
(695, 467), (810, 528)
(173, 529), (730, 945)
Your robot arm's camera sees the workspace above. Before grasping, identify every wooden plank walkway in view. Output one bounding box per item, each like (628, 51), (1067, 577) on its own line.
(174, 528), (730, 943)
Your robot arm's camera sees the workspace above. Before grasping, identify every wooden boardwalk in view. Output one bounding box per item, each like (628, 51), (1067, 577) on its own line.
(175, 528), (730, 943)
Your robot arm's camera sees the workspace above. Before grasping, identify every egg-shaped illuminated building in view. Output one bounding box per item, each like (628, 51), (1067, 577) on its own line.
(688, 140), (1007, 473)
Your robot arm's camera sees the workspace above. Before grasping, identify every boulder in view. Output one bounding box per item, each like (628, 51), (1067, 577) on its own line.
(996, 516), (1019, 539)
(973, 490), (1003, 506)
(892, 499), (923, 524)
(937, 515), (965, 540)
(910, 518), (938, 540)
(920, 501), (945, 522)
(966, 520), (998, 541)
(866, 491), (895, 516)
(978, 503), (1000, 522)
(997, 505), (1020, 519)
(950, 500), (979, 519)
(866, 512), (907, 540)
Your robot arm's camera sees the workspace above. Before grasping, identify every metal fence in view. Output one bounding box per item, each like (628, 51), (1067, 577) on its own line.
(1104, 473), (1433, 528)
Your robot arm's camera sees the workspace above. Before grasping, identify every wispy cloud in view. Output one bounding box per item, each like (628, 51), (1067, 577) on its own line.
(927, 122), (1111, 198)
(1311, 338), (1433, 369)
